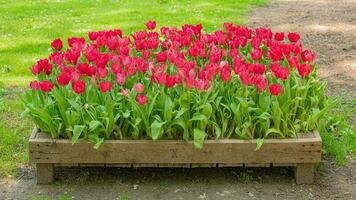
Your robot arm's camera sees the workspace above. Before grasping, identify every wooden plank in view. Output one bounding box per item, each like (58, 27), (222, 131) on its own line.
(105, 164), (132, 167)
(273, 163), (297, 167)
(79, 164), (106, 167)
(158, 164), (190, 168)
(132, 164), (158, 168)
(55, 163), (78, 167)
(191, 163), (216, 168)
(218, 163), (243, 167)
(245, 163), (271, 167)
(29, 131), (321, 165)
(295, 163), (315, 184)
(29, 127), (38, 140)
(36, 163), (54, 184)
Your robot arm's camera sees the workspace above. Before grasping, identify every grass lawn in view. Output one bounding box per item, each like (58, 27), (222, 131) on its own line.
(0, 0), (266, 177)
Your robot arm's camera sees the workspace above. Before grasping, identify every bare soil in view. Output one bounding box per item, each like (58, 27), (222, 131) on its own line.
(1, 0), (356, 199)
(249, 0), (356, 96)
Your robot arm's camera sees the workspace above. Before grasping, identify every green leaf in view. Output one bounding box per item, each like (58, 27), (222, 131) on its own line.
(174, 108), (187, 120)
(193, 128), (206, 149)
(265, 128), (284, 138)
(20, 108), (29, 118)
(210, 121), (222, 139)
(190, 113), (207, 121)
(151, 120), (166, 141)
(89, 120), (102, 132)
(164, 96), (173, 121)
(94, 137), (104, 149)
(170, 119), (189, 141)
(255, 138), (264, 151)
(68, 99), (81, 112)
(123, 110), (130, 118)
(72, 125), (85, 144)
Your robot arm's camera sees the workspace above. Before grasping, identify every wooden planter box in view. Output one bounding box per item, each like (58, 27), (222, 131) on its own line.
(29, 128), (322, 184)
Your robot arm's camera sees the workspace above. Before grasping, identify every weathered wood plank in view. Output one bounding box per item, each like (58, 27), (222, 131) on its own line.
(132, 164), (158, 167)
(244, 163), (271, 167)
(191, 163), (216, 168)
(29, 131), (321, 165)
(55, 163), (78, 167)
(295, 163), (315, 184)
(158, 164), (190, 168)
(217, 163), (243, 167)
(273, 163), (297, 167)
(36, 163), (54, 184)
(105, 164), (132, 167)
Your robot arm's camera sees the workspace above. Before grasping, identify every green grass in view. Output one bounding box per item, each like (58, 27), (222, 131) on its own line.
(0, 88), (33, 176)
(0, 0), (266, 86)
(318, 96), (356, 165)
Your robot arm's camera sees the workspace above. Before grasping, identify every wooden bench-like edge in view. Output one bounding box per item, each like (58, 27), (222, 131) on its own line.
(29, 128), (322, 184)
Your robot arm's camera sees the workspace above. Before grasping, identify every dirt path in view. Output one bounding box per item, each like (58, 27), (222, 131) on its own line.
(1, 0), (356, 199)
(249, 0), (356, 96)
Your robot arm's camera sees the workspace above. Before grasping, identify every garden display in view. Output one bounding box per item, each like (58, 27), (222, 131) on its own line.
(24, 21), (326, 184)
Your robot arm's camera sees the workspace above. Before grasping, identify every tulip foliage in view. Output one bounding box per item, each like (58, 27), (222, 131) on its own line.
(22, 21), (332, 149)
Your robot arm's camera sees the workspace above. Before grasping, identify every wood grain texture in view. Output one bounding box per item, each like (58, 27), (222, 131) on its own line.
(295, 163), (315, 184)
(36, 163), (54, 184)
(29, 130), (322, 165)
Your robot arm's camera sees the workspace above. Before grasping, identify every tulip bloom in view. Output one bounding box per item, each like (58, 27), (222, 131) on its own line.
(133, 83), (144, 93)
(51, 38), (63, 51)
(99, 81), (112, 93)
(269, 83), (283, 96)
(72, 80), (86, 94)
(136, 94), (147, 106)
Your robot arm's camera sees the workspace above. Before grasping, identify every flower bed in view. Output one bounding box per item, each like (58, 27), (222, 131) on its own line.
(22, 21), (331, 150)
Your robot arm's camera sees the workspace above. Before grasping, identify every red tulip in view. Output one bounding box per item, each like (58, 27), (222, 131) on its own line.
(31, 64), (41, 75)
(269, 83), (283, 96)
(39, 80), (54, 92)
(274, 32), (284, 41)
(297, 64), (312, 78)
(51, 38), (63, 51)
(251, 48), (263, 60)
(99, 81), (112, 93)
(115, 73), (126, 86)
(32, 59), (52, 75)
(57, 73), (71, 86)
(144, 20), (156, 30)
(253, 64), (265, 74)
(156, 52), (167, 62)
(64, 49), (81, 64)
(97, 67), (108, 79)
(301, 50), (316, 62)
(49, 52), (63, 65)
(29, 81), (40, 90)
(121, 89), (130, 97)
(270, 62), (290, 80)
(72, 80), (86, 94)
(252, 75), (267, 92)
(110, 63), (122, 74)
(142, 50), (151, 59)
(220, 63), (231, 83)
(68, 37), (85, 50)
(287, 32), (300, 43)
(133, 83), (144, 93)
(287, 56), (299, 68)
(136, 94), (147, 106)
(290, 42), (302, 54)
